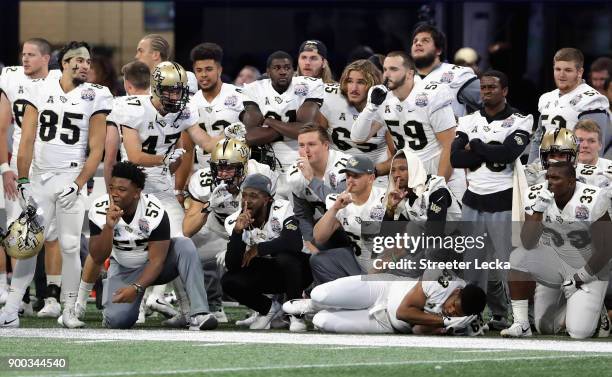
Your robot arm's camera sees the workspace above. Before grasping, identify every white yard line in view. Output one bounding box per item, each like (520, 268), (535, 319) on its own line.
(3, 328), (612, 353)
(24, 355), (612, 377)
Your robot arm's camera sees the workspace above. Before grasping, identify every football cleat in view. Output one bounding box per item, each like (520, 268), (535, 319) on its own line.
(189, 313), (218, 331)
(60, 308), (85, 329)
(250, 301), (283, 330)
(500, 322), (532, 338)
(282, 299), (319, 316)
(163, 313), (189, 328)
(235, 310), (258, 327)
(146, 295), (178, 319)
(486, 315), (510, 331)
(18, 301), (34, 317)
(74, 302), (86, 320)
(0, 308), (19, 328)
(212, 308), (229, 324)
(289, 315), (308, 332)
(37, 297), (61, 318)
(596, 306), (610, 338)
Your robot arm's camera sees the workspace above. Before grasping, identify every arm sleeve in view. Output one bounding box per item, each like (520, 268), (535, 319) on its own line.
(469, 129), (531, 163)
(89, 221), (102, 236)
(292, 194), (316, 242)
(456, 78), (482, 113)
(257, 216), (303, 256)
(149, 213), (170, 241)
(425, 188), (451, 237)
(351, 107), (380, 142)
(225, 231), (247, 272)
(450, 131), (484, 169)
(528, 117), (544, 163)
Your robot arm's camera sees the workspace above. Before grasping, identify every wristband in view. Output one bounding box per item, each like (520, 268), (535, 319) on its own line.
(0, 162), (10, 174)
(17, 177), (30, 184)
(174, 189), (185, 196)
(131, 283), (145, 295)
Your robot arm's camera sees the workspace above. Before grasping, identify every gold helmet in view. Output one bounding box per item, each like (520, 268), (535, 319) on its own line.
(210, 138), (250, 187)
(539, 128), (578, 169)
(151, 61), (189, 113)
(1, 205), (44, 260)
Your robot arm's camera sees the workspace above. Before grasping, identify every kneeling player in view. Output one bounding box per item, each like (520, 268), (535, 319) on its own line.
(502, 161), (611, 339)
(89, 162), (217, 330)
(283, 270), (485, 335)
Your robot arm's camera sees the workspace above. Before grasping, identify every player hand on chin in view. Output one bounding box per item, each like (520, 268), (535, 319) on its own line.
(106, 198), (124, 228)
(234, 208), (253, 233)
(297, 155), (314, 181)
(112, 286), (138, 303)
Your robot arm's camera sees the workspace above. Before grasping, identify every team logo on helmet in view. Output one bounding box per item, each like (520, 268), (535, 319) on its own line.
(415, 93), (429, 107)
(81, 88), (96, 101)
(294, 83), (309, 97)
(440, 71), (454, 83)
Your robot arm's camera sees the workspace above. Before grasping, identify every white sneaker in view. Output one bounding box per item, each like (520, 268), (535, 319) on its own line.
(250, 301), (283, 330)
(282, 299), (318, 316)
(289, 315), (307, 332)
(500, 322), (532, 337)
(74, 302), (86, 320)
(189, 313), (218, 331)
(596, 306), (610, 338)
(18, 301), (34, 317)
(0, 288), (8, 305)
(235, 310), (258, 327)
(162, 313), (188, 328)
(212, 308), (229, 323)
(0, 308), (19, 328)
(37, 297), (61, 318)
(146, 295), (178, 319)
(60, 308), (85, 328)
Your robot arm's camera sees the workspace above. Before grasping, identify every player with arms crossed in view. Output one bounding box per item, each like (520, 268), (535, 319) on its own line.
(0, 41), (112, 328)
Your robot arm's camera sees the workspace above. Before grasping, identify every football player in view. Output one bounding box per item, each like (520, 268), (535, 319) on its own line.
(317, 59), (394, 176)
(574, 119), (612, 187)
(89, 161), (217, 330)
(502, 161), (611, 339)
(183, 137), (276, 325)
(525, 128), (578, 186)
(350, 51), (465, 201)
(451, 70), (533, 330)
(242, 50), (324, 199)
(528, 48), (610, 162)
(296, 40), (335, 84)
(312, 156), (386, 284)
(283, 270), (486, 335)
(0, 38), (63, 316)
(0, 41), (113, 328)
(222, 174), (310, 331)
(189, 43), (247, 170)
(287, 125), (349, 256)
(410, 24), (481, 116)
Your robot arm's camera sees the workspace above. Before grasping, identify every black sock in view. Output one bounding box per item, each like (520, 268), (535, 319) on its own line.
(22, 286), (30, 304)
(47, 284), (61, 301)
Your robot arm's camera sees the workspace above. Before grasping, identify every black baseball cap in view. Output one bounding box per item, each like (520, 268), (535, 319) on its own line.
(298, 40), (328, 60)
(339, 156), (375, 175)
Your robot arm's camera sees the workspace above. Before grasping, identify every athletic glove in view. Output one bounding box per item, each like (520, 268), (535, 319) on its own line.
(224, 122), (247, 142)
(561, 267), (594, 299)
(208, 183), (233, 211)
(531, 188), (554, 213)
(17, 179), (33, 210)
(368, 85), (388, 107)
(163, 148), (186, 167)
(58, 182), (80, 210)
(443, 314), (477, 332)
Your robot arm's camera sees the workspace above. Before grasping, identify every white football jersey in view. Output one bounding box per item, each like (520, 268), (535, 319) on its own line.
(188, 160), (276, 236)
(575, 158), (612, 188)
(369, 80), (455, 168)
(326, 186), (386, 265)
(225, 198), (294, 242)
(538, 82), (609, 133)
(320, 83), (388, 164)
(287, 149), (349, 220)
(421, 271), (467, 315)
(22, 79), (112, 173)
(419, 63), (478, 117)
(458, 111), (533, 195)
(0, 67), (62, 160)
(242, 76), (324, 172)
(191, 83), (247, 168)
(89, 193), (167, 269)
(116, 95), (198, 192)
(400, 175), (462, 221)
(524, 181), (608, 257)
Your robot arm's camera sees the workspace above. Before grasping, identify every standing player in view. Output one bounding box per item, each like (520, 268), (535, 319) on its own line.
(350, 51), (464, 200)
(502, 161), (611, 339)
(317, 59), (393, 176)
(451, 70), (533, 330)
(410, 24), (481, 116)
(242, 51), (323, 199)
(189, 43), (246, 169)
(0, 38), (63, 316)
(183, 137), (276, 324)
(0, 41), (112, 328)
(528, 48), (610, 162)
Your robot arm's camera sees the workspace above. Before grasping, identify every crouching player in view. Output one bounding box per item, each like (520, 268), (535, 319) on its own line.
(283, 270), (486, 335)
(89, 161), (217, 330)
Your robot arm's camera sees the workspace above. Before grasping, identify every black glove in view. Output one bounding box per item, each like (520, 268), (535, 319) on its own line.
(370, 86), (388, 106)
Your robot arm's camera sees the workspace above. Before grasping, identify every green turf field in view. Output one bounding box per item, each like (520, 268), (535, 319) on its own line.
(1, 304), (611, 377)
